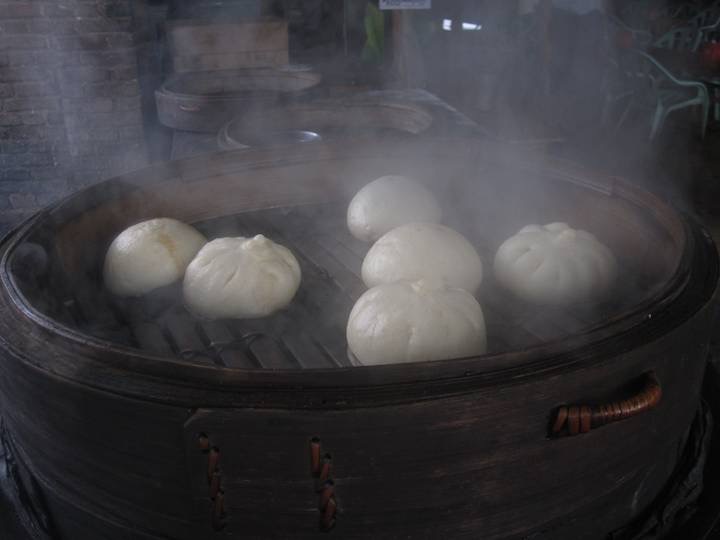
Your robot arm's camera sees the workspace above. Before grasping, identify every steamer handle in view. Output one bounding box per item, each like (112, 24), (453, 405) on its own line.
(551, 372), (662, 437)
(179, 104), (202, 112)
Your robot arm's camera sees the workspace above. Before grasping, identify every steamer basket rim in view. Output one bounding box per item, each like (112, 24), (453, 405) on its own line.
(0, 139), (716, 404)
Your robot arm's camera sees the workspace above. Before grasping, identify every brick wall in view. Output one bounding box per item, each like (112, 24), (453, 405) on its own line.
(0, 0), (148, 230)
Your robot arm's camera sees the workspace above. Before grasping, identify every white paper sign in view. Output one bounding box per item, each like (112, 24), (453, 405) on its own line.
(380, 0), (431, 10)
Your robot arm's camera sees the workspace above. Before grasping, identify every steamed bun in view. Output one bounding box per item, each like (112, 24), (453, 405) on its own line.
(104, 218), (206, 297)
(347, 279), (487, 365)
(494, 223), (618, 305)
(361, 223), (483, 293)
(183, 235), (301, 320)
(347, 175), (442, 242)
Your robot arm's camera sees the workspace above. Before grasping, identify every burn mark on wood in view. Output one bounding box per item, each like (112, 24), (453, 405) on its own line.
(309, 437), (338, 532)
(310, 437), (321, 476)
(198, 434), (227, 531)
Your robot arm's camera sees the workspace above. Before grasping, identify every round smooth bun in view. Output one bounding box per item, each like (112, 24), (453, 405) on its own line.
(361, 223), (483, 293)
(183, 235), (301, 320)
(347, 279), (487, 365)
(104, 218), (206, 297)
(347, 175), (442, 242)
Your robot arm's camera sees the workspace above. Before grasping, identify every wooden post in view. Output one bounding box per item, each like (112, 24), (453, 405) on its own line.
(391, 10), (426, 89)
(540, 0), (553, 96)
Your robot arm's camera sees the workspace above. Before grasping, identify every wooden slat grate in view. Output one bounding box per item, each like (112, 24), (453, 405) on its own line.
(17, 203), (653, 370)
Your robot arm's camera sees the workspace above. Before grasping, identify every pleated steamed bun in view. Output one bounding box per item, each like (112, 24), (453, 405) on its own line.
(347, 279), (487, 366)
(104, 218), (207, 297)
(183, 235), (301, 320)
(494, 223), (618, 305)
(347, 175), (442, 242)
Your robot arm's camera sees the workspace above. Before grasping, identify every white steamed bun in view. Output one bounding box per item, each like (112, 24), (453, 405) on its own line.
(104, 218), (206, 297)
(494, 223), (618, 305)
(361, 223), (483, 293)
(183, 235), (301, 320)
(347, 175), (442, 242)
(347, 279), (487, 365)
